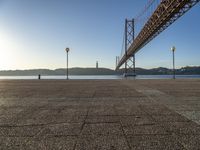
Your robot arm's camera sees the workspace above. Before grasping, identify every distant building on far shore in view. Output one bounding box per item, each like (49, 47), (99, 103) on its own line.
(96, 61), (98, 69)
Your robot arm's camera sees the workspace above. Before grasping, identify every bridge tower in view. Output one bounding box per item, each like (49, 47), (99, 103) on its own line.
(124, 19), (136, 77)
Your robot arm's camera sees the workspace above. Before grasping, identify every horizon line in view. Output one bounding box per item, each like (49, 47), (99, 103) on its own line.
(0, 65), (200, 71)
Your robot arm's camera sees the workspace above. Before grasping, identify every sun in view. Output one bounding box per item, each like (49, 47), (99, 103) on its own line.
(0, 31), (17, 70)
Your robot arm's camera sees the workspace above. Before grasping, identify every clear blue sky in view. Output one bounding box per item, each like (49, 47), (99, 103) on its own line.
(0, 0), (200, 70)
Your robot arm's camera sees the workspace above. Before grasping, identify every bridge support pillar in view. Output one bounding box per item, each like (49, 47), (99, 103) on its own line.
(124, 19), (136, 77)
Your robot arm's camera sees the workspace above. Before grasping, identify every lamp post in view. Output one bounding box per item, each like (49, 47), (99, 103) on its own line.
(65, 48), (70, 80)
(171, 46), (176, 79)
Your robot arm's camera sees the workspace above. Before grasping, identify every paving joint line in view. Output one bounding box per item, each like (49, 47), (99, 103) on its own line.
(114, 106), (132, 150)
(73, 108), (89, 150)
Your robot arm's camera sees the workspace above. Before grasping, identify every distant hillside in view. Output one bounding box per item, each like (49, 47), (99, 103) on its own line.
(55, 68), (116, 75)
(0, 68), (116, 76)
(0, 66), (200, 76)
(119, 66), (200, 75)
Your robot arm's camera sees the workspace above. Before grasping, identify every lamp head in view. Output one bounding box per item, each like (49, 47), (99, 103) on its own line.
(171, 46), (176, 52)
(65, 48), (70, 52)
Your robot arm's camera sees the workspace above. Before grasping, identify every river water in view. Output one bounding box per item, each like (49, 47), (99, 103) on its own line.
(0, 75), (200, 80)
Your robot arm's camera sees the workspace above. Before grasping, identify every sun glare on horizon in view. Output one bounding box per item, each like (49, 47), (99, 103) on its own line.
(0, 31), (27, 70)
(0, 30), (19, 70)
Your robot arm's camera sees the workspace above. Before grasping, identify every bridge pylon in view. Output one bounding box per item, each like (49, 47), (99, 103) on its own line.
(124, 19), (136, 77)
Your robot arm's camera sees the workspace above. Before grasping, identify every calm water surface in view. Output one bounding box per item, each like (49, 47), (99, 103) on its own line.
(0, 75), (200, 80)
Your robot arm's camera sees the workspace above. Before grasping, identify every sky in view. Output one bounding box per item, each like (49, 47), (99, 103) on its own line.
(0, 0), (200, 70)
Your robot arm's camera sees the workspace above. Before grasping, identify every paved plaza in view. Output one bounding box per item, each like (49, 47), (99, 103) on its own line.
(0, 79), (200, 149)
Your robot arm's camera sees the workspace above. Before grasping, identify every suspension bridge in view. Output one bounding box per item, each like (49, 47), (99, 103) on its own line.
(116, 0), (200, 76)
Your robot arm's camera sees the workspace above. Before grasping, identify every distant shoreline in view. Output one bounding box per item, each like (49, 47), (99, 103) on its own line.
(0, 75), (200, 80)
(0, 66), (200, 76)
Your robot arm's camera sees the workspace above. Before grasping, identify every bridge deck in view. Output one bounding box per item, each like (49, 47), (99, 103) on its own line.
(0, 79), (200, 149)
(117, 0), (200, 69)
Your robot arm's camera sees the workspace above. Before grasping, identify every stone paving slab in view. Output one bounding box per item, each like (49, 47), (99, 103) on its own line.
(140, 105), (177, 115)
(0, 137), (31, 150)
(0, 107), (25, 125)
(160, 121), (200, 135)
(174, 134), (200, 150)
(177, 110), (200, 121)
(38, 123), (83, 137)
(75, 135), (130, 150)
(20, 114), (85, 126)
(88, 106), (116, 116)
(0, 125), (43, 137)
(123, 124), (168, 135)
(85, 116), (119, 123)
(115, 106), (146, 116)
(27, 136), (77, 150)
(81, 123), (123, 136)
(119, 115), (155, 126)
(2, 136), (77, 150)
(127, 135), (185, 150)
(151, 114), (190, 122)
